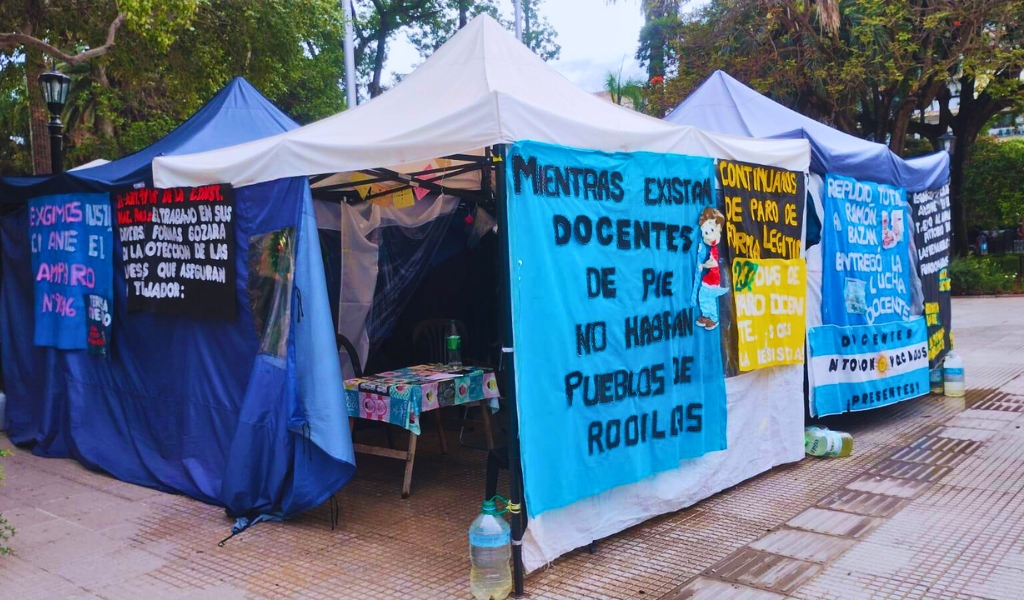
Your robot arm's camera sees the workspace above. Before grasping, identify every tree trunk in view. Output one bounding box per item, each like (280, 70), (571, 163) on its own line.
(369, 24), (388, 98)
(458, 0), (468, 28)
(949, 135), (968, 257)
(947, 74), (1010, 256)
(25, 48), (51, 175)
(888, 100), (916, 156)
(96, 65), (115, 138)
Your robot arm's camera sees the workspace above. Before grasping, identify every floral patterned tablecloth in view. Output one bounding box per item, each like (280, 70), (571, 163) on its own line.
(344, 364), (500, 435)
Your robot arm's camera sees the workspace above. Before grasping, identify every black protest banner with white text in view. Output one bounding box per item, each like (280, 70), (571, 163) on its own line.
(115, 184), (236, 320)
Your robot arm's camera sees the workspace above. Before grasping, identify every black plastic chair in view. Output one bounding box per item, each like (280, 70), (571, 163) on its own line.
(336, 333), (362, 378)
(338, 333), (395, 448)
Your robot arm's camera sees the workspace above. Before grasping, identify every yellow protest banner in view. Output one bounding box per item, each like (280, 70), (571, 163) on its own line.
(731, 257), (806, 371)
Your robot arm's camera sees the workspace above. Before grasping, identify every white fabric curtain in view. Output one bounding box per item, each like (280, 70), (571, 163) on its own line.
(315, 195), (461, 379)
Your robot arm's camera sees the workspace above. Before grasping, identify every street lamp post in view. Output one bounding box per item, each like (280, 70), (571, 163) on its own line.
(38, 69), (71, 174)
(939, 128), (956, 155)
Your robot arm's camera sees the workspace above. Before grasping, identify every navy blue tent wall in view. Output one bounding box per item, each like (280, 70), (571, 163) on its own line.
(0, 78), (355, 520)
(664, 70), (949, 191)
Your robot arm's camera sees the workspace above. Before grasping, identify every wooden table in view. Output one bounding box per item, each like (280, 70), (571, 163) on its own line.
(344, 364), (499, 497)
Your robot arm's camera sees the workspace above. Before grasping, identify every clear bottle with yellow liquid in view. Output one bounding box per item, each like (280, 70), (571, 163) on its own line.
(804, 426), (853, 457)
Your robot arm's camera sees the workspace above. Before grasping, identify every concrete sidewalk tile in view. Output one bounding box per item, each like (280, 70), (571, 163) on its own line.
(816, 489), (908, 518)
(38, 488), (137, 519)
(956, 409), (1021, 422)
(749, 530), (854, 564)
(930, 426), (997, 442)
(843, 474), (932, 499)
(52, 546), (167, 591)
(943, 416), (1012, 431)
(785, 508), (880, 539)
(666, 576), (786, 599)
(1, 504), (61, 530)
(1, 479), (98, 508)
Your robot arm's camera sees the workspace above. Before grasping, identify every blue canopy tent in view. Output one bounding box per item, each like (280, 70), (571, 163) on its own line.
(0, 77), (355, 523)
(664, 70), (949, 190)
(665, 71), (953, 418)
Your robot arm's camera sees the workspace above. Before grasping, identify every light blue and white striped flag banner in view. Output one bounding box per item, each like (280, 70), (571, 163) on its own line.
(808, 317), (929, 417)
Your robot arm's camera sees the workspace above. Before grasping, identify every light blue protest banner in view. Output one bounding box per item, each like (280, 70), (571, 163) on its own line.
(28, 193), (114, 350)
(506, 140), (728, 517)
(808, 317), (929, 417)
(822, 174), (911, 327)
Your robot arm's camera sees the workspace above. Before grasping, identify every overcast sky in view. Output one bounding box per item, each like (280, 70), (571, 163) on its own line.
(384, 1), (650, 93)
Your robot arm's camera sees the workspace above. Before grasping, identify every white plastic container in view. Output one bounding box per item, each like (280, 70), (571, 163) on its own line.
(943, 352), (965, 397)
(469, 498), (512, 600)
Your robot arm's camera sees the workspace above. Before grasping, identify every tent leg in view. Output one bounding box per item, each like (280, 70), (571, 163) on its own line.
(493, 143), (527, 596)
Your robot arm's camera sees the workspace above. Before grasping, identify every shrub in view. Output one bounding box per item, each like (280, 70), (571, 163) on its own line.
(949, 256), (1018, 295)
(0, 447), (13, 555)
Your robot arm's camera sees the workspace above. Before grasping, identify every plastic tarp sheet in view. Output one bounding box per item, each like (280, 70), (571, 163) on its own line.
(0, 177), (354, 518)
(314, 196), (461, 379)
(152, 16), (809, 189)
(0, 80), (352, 519)
(522, 364), (804, 571)
(664, 71), (948, 192)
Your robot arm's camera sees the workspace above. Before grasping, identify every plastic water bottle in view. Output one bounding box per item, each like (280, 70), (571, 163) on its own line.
(804, 426), (853, 457)
(930, 368), (944, 394)
(469, 499), (512, 600)
(446, 320), (462, 366)
(0, 391), (6, 431)
(943, 352), (965, 397)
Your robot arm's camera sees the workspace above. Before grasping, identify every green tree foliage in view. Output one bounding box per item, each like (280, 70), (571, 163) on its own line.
(520, 0), (560, 62)
(0, 54), (30, 175)
(964, 136), (1024, 231)
(407, 0), (505, 58)
(605, 68), (648, 112)
(0, 0), (347, 174)
(636, 0), (680, 80)
(353, 0), (446, 98)
(405, 0), (559, 80)
(664, 0), (1024, 255)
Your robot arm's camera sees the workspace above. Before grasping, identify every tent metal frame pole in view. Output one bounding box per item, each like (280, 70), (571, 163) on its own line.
(492, 143), (527, 596)
(513, 0), (523, 41)
(342, 0), (357, 109)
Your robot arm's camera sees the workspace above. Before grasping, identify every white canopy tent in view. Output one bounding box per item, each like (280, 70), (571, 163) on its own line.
(153, 16), (806, 188)
(153, 14), (811, 579)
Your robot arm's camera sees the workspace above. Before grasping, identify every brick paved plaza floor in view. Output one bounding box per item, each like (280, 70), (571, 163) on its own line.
(1, 296), (1022, 599)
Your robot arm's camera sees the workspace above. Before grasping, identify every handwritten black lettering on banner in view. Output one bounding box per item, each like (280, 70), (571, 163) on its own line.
(717, 159), (805, 261)
(115, 185), (236, 320)
(910, 184), (952, 367)
(715, 160), (806, 373)
(506, 140), (727, 517)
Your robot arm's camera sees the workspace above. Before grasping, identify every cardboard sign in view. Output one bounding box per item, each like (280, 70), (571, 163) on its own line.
(506, 140), (728, 517)
(115, 184), (236, 320)
(28, 193), (114, 350)
(809, 317), (929, 416)
(731, 258), (806, 371)
(822, 174), (911, 327)
(910, 184), (953, 367)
